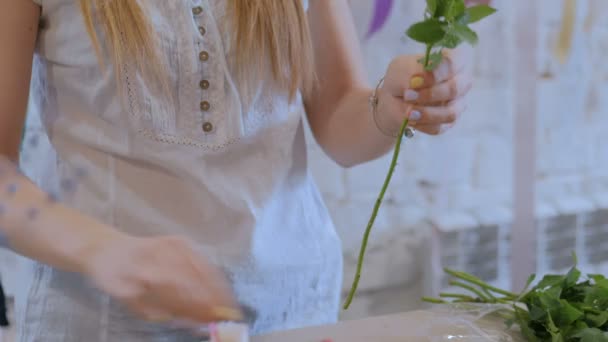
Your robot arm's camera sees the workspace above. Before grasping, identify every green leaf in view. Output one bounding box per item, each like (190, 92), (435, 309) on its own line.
(596, 278), (608, 289)
(535, 275), (566, 291)
(589, 274), (606, 283)
(550, 332), (565, 342)
(426, 0), (437, 16)
(450, 23), (478, 45)
(584, 285), (608, 310)
(553, 300), (583, 326)
(434, 0), (451, 17)
(562, 285), (588, 305)
(455, 12), (469, 25)
(545, 312), (562, 340)
(448, 1), (466, 20)
(529, 305), (547, 321)
(573, 328), (608, 342)
(595, 279), (608, 288)
(526, 273), (537, 288)
(438, 32), (462, 48)
(586, 311), (608, 327)
(538, 288), (562, 309)
(564, 266), (582, 288)
(535, 289), (565, 329)
(589, 274), (608, 289)
(406, 19), (447, 44)
(562, 320), (591, 339)
(465, 5), (497, 24)
(514, 306), (541, 342)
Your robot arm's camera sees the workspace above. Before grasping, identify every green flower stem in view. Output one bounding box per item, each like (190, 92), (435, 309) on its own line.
(449, 280), (494, 302)
(342, 117), (410, 310)
(444, 268), (518, 298)
(422, 297), (447, 304)
(344, 37), (434, 310)
(439, 293), (477, 301)
(423, 44), (433, 68)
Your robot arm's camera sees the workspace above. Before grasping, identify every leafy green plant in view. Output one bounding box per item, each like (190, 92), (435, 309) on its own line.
(408, 0), (496, 70)
(423, 254), (608, 341)
(343, 0), (496, 310)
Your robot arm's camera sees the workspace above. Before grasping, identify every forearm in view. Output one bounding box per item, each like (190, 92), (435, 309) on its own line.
(0, 160), (125, 273)
(308, 86), (398, 168)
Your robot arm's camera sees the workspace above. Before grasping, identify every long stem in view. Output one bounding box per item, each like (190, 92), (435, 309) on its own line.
(344, 38), (433, 310)
(423, 44), (433, 67)
(422, 297), (447, 304)
(439, 293), (477, 301)
(449, 280), (494, 302)
(343, 36), (433, 310)
(343, 117), (410, 310)
(445, 269), (518, 298)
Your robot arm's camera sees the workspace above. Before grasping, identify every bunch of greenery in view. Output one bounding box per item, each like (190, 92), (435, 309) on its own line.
(423, 254), (608, 341)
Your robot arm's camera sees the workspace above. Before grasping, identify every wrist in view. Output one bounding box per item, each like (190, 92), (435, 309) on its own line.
(76, 221), (131, 275)
(370, 79), (400, 137)
(371, 78), (417, 140)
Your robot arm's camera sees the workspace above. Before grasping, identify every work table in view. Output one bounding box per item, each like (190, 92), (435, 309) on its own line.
(253, 307), (522, 342)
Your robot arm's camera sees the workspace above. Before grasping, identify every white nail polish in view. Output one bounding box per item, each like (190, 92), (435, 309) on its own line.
(409, 110), (421, 121)
(404, 90), (419, 101)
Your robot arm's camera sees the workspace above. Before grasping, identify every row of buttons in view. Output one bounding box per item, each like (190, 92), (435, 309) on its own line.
(193, 6), (213, 133)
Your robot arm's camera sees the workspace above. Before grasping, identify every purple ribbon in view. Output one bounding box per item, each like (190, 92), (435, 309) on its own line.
(366, 0), (394, 39)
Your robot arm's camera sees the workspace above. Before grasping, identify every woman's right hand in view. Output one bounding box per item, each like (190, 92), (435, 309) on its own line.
(83, 233), (242, 324)
(0, 156), (240, 325)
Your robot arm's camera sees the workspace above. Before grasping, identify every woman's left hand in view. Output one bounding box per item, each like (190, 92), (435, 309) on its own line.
(376, 47), (473, 136)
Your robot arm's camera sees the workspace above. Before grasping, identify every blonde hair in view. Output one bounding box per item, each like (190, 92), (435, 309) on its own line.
(78, 0), (315, 101)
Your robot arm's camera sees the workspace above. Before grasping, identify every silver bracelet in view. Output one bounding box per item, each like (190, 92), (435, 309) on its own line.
(370, 77), (417, 139)
(370, 77), (399, 138)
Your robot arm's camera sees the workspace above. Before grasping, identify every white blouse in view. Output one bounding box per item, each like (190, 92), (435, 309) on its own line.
(18, 0), (343, 341)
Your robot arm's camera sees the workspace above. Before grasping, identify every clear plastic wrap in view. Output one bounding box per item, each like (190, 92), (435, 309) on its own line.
(255, 304), (529, 342)
(412, 303), (526, 342)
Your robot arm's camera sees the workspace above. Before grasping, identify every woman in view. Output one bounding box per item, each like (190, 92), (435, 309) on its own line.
(1, 0), (472, 341)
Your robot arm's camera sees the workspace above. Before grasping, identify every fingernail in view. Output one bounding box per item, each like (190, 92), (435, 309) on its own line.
(410, 76), (424, 89)
(211, 306), (243, 321)
(404, 89), (419, 101)
(409, 110), (421, 121)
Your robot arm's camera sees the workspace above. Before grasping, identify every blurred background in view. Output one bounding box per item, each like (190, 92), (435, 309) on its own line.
(1, 0), (608, 331)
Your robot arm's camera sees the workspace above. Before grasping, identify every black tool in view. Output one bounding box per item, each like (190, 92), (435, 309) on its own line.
(0, 278), (9, 327)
